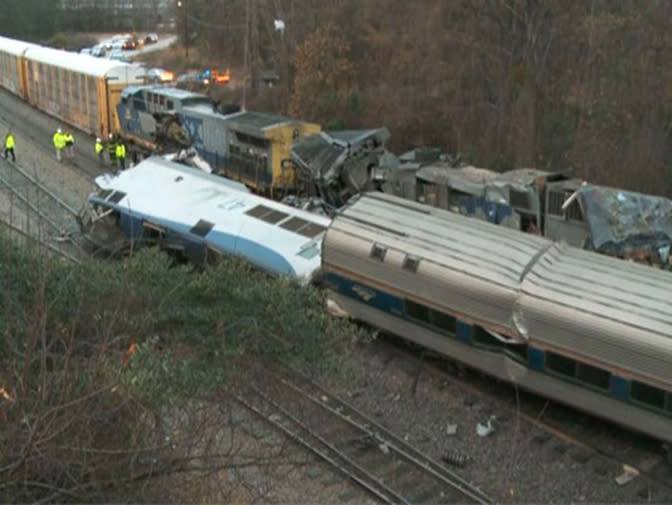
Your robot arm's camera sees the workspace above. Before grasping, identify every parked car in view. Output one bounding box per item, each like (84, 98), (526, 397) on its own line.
(90, 44), (107, 57)
(147, 67), (174, 83)
(145, 33), (159, 44)
(121, 38), (137, 50)
(108, 49), (132, 63)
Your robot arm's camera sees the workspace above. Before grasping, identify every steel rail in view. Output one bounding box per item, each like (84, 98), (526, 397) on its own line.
(273, 371), (493, 504)
(235, 391), (404, 504)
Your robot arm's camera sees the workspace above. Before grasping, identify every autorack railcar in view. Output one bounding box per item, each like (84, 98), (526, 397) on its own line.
(0, 34), (145, 138)
(322, 192), (672, 443)
(0, 35), (41, 98)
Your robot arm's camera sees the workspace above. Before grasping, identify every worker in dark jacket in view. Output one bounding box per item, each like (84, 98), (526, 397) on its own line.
(64, 131), (75, 159)
(4, 131), (15, 162)
(107, 134), (117, 166)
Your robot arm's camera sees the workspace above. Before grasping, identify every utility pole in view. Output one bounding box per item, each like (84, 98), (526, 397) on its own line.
(177, 0), (188, 59)
(242, 0), (249, 110)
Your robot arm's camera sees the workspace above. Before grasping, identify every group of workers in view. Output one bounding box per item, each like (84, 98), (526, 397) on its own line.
(52, 129), (127, 170)
(95, 134), (127, 170)
(4, 128), (128, 170)
(52, 128), (75, 162)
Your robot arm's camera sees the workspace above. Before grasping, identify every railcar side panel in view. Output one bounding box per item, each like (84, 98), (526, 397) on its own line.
(324, 283), (672, 443)
(0, 52), (20, 95)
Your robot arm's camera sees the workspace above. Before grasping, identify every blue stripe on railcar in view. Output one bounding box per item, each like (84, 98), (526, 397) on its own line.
(456, 321), (472, 344)
(528, 347), (545, 371)
(322, 272), (404, 316)
(323, 270), (672, 419)
(115, 209), (296, 275)
(610, 375), (630, 401)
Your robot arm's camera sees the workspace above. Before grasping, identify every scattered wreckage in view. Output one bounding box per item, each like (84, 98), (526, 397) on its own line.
(407, 157), (672, 270)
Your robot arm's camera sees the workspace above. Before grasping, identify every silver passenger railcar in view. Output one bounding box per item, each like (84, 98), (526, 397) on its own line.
(322, 192), (672, 442)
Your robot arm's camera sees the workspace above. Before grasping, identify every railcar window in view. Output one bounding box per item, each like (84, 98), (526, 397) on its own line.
(402, 255), (420, 272)
(134, 95), (146, 111)
(545, 351), (576, 378)
(548, 191), (564, 216)
(261, 209), (290, 224)
(404, 299), (430, 324)
(245, 204), (289, 224)
(167, 100), (174, 109)
(190, 219), (215, 237)
(565, 200), (583, 221)
(547, 190), (583, 221)
(280, 216), (308, 231)
(506, 345), (528, 361)
(370, 244), (387, 261)
(630, 381), (665, 409)
(295, 222), (327, 239)
(472, 327), (505, 349)
(245, 204), (271, 218)
(509, 189), (530, 210)
(576, 363), (610, 390)
(107, 191), (127, 204)
(159, 96), (165, 107)
(431, 310), (456, 334)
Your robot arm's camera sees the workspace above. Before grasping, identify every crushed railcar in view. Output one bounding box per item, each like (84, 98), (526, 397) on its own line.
(78, 156), (331, 283)
(322, 192), (672, 443)
(290, 128), (398, 209)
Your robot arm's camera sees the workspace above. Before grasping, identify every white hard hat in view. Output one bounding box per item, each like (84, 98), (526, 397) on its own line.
(57, 127), (62, 133)
(96, 137), (101, 142)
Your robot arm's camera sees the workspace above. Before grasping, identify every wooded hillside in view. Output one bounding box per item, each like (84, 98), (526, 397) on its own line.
(196, 0), (671, 195)
(1, 0), (669, 194)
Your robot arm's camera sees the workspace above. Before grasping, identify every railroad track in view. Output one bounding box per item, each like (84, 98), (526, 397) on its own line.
(0, 156), (89, 263)
(377, 338), (672, 499)
(236, 362), (493, 505)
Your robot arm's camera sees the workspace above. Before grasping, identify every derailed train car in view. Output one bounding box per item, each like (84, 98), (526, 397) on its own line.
(414, 163), (672, 268)
(116, 84), (321, 196)
(78, 156), (331, 283)
(322, 192), (672, 442)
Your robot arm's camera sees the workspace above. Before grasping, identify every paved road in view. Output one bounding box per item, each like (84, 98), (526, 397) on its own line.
(126, 35), (178, 57)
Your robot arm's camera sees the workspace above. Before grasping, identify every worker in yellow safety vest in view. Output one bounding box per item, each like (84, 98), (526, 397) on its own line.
(107, 134), (117, 166)
(94, 137), (104, 163)
(63, 131), (75, 159)
(116, 141), (127, 171)
(4, 131), (15, 162)
(53, 128), (65, 162)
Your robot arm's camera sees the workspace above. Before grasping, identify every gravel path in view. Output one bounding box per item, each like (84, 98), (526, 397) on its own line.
(313, 339), (672, 504)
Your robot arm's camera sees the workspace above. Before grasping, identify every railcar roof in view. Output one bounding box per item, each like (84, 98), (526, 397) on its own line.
(0, 35), (41, 55)
(123, 85), (210, 100)
(92, 157), (331, 279)
(337, 192), (672, 341)
(522, 243), (672, 338)
(24, 46), (145, 80)
(335, 192), (550, 288)
(225, 111), (311, 132)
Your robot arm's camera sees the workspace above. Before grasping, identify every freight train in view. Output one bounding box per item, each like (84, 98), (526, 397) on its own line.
(0, 35), (145, 138)
(0, 34), (320, 196)
(79, 158), (672, 445)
